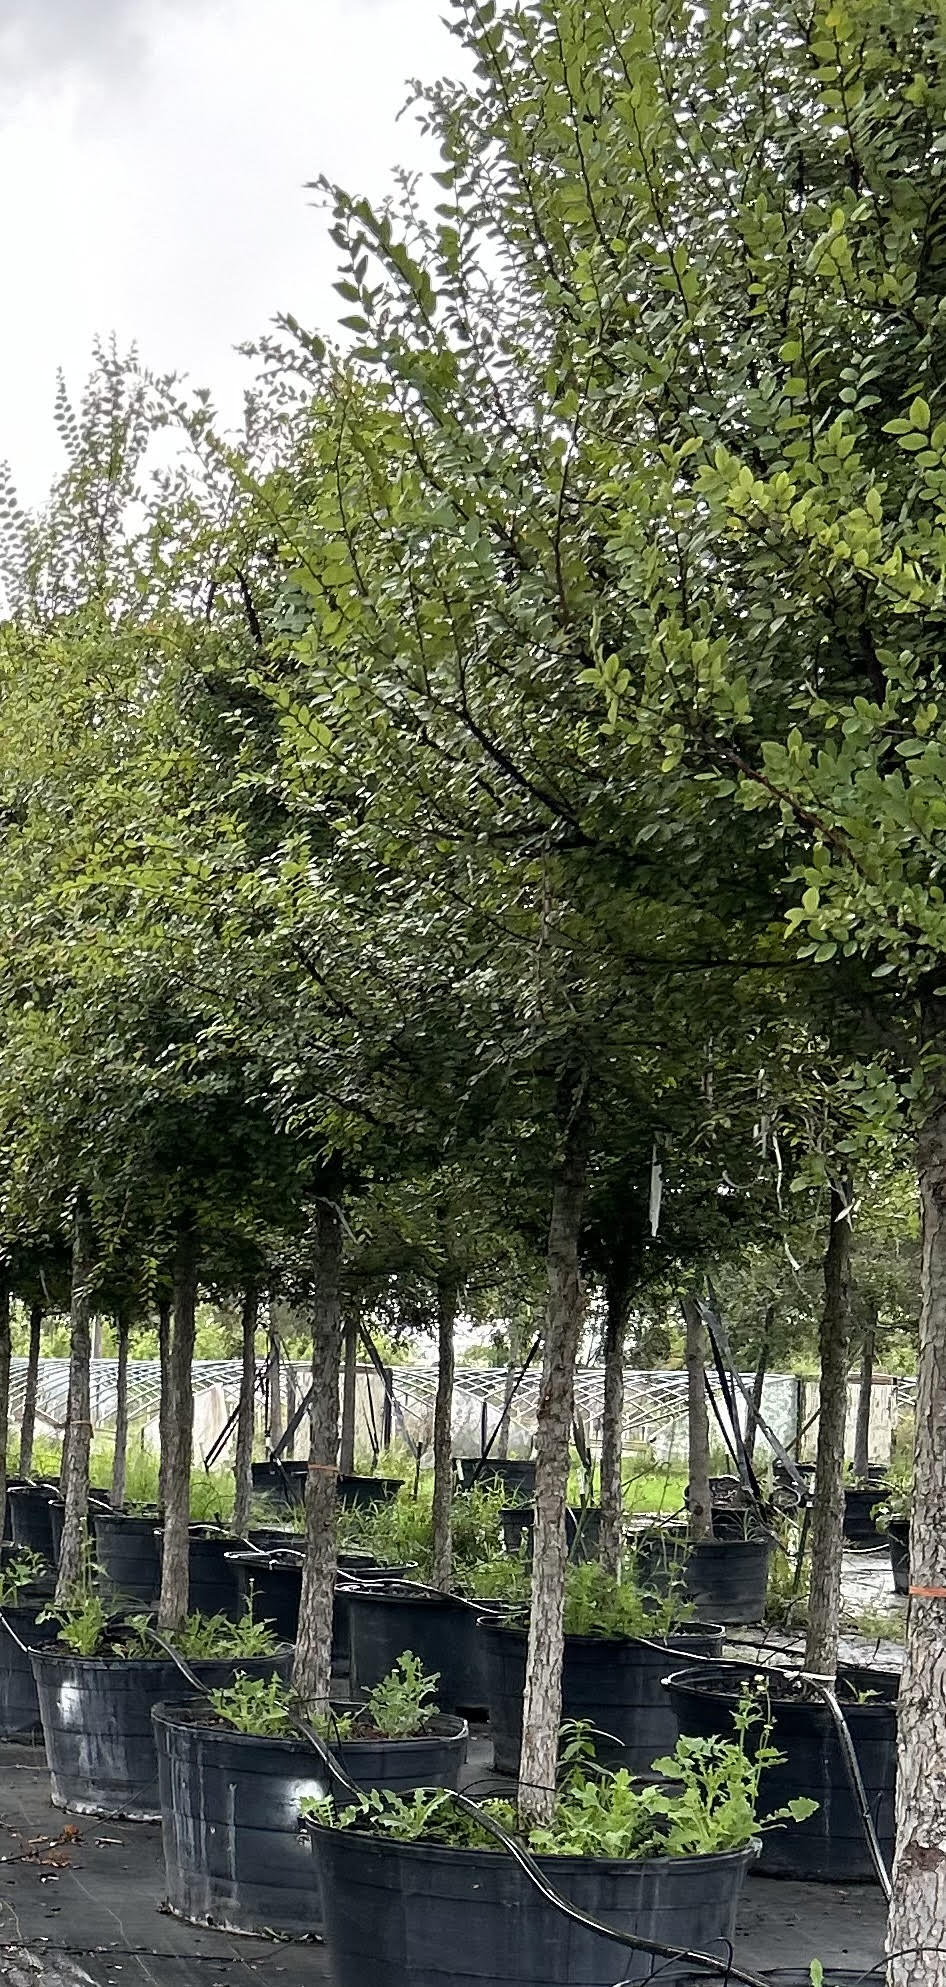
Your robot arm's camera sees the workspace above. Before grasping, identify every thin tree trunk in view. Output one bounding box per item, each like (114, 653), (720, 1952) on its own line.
(683, 1295), (713, 1543)
(292, 1199), (344, 1705)
(158, 1223), (198, 1630)
(19, 1302), (44, 1478)
(268, 1332), (283, 1449)
(431, 1269), (458, 1593)
(599, 1270), (629, 1575)
(339, 1308), (359, 1477)
(110, 1309), (131, 1510)
(888, 1099), (946, 1984)
(804, 1181), (853, 1677)
(853, 1303), (876, 1482)
(745, 1303), (774, 1463)
(0, 1275), (11, 1543)
(157, 1293), (172, 1509)
(233, 1284), (259, 1536)
(494, 1354), (516, 1461)
(519, 1086), (591, 1831)
(55, 1199), (95, 1602)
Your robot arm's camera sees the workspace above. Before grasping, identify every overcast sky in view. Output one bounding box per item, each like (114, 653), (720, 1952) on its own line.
(0, 0), (455, 502)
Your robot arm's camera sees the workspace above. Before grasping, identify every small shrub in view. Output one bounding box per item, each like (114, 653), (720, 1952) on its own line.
(363, 1651), (440, 1737)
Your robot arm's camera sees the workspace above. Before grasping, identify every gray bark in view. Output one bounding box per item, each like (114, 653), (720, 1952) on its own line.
(683, 1296), (713, 1543)
(56, 1200), (95, 1602)
(599, 1271), (629, 1575)
(233, 1284), (259, 1536)
(853, 1303), (876, 1482)
(804, 1182), (853, 1677)
(292, 1200), (344, 1705)
(158, 1225), (198, 1629)
(888, 1100), (946, 1985)
(339, 1307), (359, 1477)
(431, 1270), (458, 1592)
(157, 1293), (172, 1509)
(110, 1309), (130, 1510)
(519, 1087), (591, 1831)
(19, 1302), (44, 1477)
(0, 1276), (11, 1542)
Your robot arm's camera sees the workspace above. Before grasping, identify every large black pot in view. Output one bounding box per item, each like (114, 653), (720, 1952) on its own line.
(479, 1619), (724, 1776)
(664, 1659), (898, 1881)
(457, 1459), (536, 1501)
(308, 1822), (756, 1987)
(333, 1565), (417, 1678)
(500, 1506), (602, 1564)
(347, 1585), (486, 1715)
(153, 1701), (469, 1936)
(30, 1646), (292, 1819)
(9, 1484), (60, 1560)
(0, 1603), (60, 1736)
(338, 1474), (404, 1510)
(156, 1529), (244, 1620)
(93, 1512), (163, 1605)
(228, 1548), (395, 1643)
(634, 1528), (772, 1624)
(888, 1516), (910, 1597)
(843, 1484), (889, 1547)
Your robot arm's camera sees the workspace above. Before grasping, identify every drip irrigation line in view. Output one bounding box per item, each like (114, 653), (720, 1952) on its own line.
(798, 1672), (893, 1901)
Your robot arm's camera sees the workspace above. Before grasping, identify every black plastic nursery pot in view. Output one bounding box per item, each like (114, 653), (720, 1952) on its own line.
(230, 1549), (396, 1645)
(333, 1565), (416, 1678)
(676, 1976), (865, 1985)
(479, 1619), (724, 1776)
(250, 1458), (308, 1507)
(842, 1484), (889, 1547)
(9, 1483), (60, 1560)
(347, 1585), (487, 1716)
(888, 1516), (910, 1597)
(307, 1821), (756, 1987)
(155, 1529), (245, 1621)
(664, 1660), (898, 1882)
(153, 1701), (469, 1936)
(93, 1511), (163, 1605)
(457, 1458), (536, 1501)
(500, 1505), (602, 1564)
(337, 1474), (404, 1511)
(0, 1604), (60, 1737)
(634, 1527), (772, 1624)
(30, 1646), (292, 1820)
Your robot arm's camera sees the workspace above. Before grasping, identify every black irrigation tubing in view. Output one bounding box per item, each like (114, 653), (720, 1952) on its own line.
(800, 1673), (893, 1900)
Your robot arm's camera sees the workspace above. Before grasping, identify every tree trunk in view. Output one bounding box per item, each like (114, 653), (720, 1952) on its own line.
(292, 1199), (344, 1705)
(494, 1355), (516, 1461)
(599, 1270), (629, 1575)
(19, 1302), (44, 1478)
(268, 1332), (283, 1449)
(888, 1098), (946, 1984)
(339, 1307), (359, 1477)
(157, 1293), (172, 1509)
(0, 1275), (11, 1543)
(158, 1223), (199, 1630)
(431, 1270), (458, 1593)
(55, 1199), (95, 1602)
(683, 1295), (713, 1543)
(233, 1285), (259, 1536)
(853, 1303), (876, 1482)
(804, 1181), (853, 1677)
(518, 1087), (591, 1831)
(110, 1309), (131, 1510)
(745, 1303), (774, 1463)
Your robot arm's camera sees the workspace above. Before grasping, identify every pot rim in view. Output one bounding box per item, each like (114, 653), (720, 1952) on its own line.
(30, 1645), (293, 1673)
(476, 1619), (723, 1648)
(150, 1699), (469, 1747)
(303, 1815), (759, 1875)
(661, 1659), (900, 1714)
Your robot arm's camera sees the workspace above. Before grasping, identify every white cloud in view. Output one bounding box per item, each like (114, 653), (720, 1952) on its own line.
(0, 0), (455, 500)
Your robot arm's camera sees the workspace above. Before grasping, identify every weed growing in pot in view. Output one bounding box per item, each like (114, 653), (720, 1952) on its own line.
(310, 1690), (816, 1857)
(463, 1550), (532, 1605)
(337, 1486), (433, 1576)
(169, 1611), (281, 1658)
(0, 1549), (48, 1604)
(41, 1591), (110, 1656)
(363, 1652), (439, 1737)
(561, 1563), (690, 1640)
